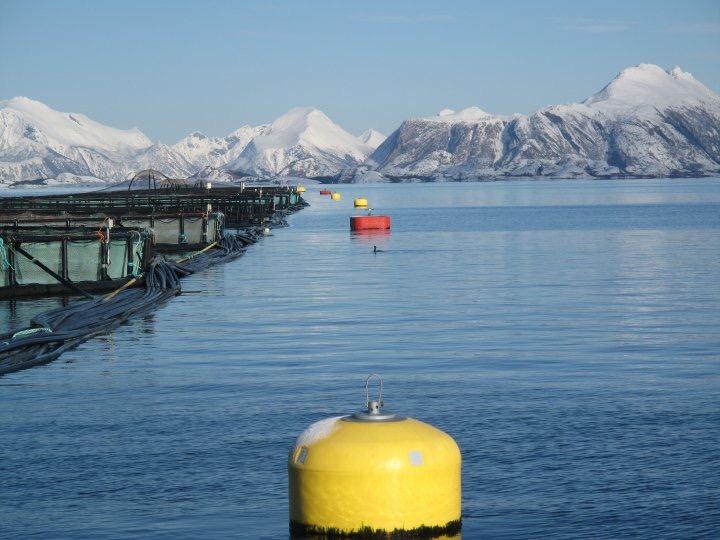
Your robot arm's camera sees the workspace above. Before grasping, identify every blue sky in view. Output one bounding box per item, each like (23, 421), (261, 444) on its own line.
(1, 0), (718, 141)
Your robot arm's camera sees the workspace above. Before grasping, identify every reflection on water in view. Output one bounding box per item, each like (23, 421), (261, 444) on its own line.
(291, 532), (460, 540)
(1, 179), (720, 539)
(0, 296), (71, 334)
(292, 533), (460, 540)
(350, 230), (392, 255)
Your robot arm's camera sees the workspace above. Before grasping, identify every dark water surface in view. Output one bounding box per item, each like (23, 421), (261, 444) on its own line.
(1, 180), (719, 539)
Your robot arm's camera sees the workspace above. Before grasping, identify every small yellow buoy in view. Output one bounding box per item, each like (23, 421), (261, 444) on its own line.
(296, 185), (307, 193)
(330, 192), (342, 201)
(353, 197), (368, 208)
(288, 375), (461, 537)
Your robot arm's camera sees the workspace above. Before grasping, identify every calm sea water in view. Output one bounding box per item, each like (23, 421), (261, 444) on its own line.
(1, 180), (719, 539)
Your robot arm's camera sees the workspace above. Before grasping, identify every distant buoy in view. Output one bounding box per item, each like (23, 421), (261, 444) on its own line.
(330, 192), (342, 201)
(353, 197), (368, 208)
(319, 189), (332, 195)
(350, 215), (391, 230)
(296, 185), (307, 193)
(263, 227), (272, 235)
(288, 375), (461, 537)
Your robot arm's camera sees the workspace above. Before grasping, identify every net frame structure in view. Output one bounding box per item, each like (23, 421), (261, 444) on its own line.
(0, 226), (152, 299)
(0, 179), (307, 298)
(0, 211), (224, 248)
(0, 209), (229, 297)
(0, 185), (303, 228)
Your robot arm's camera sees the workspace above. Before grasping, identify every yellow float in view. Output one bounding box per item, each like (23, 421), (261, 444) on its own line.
(353, 197), (368, 208)
(296, 185), (307, 193)
(288, 375), (461, 537)
(330, 192), (342, 201)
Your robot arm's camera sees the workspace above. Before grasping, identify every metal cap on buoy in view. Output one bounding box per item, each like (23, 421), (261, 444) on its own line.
(288, 375), (461, 538)
(353, 197), (368, 208)
(330, 192), (342, 201)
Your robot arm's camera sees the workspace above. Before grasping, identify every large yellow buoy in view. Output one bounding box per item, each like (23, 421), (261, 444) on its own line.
(296, 185), (307, 193)
(353, 197), (368, 208)
(288, 375), (461, 537)
(330, 192), (342, 201)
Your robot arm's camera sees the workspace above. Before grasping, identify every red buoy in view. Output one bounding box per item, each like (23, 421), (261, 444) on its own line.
(350, 215), (391, 231)
(319, 189), (332, 195)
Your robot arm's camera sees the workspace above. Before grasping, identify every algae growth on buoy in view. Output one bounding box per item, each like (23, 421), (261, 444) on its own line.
(288, 375), (461, 537)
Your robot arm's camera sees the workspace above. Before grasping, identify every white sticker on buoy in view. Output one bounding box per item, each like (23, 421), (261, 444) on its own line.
(409, 451), (424, 466)
(295, 446), (308, 464)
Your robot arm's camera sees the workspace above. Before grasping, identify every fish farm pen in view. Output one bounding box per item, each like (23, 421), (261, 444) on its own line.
(0, 183), (302, 228)
(0, 171), (307, 374)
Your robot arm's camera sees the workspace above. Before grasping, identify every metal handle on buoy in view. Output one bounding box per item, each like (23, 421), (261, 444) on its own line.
(345, 374), (403, 422)
(364, 373), (384, 415)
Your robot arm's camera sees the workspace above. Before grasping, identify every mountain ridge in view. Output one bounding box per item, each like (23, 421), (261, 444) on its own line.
(361, 64), (720, 181)
(0, 101), (372, 185)
(1, 63), (719, 185)
(226, 107), (371, 177)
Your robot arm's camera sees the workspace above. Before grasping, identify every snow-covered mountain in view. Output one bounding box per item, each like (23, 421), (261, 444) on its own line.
(0, 97), (152, 184)
(358, 129), (386, 150)
(171, 132), (230, 171)
(364, 64), (720, 180)
(171, 124), (270, 171)
(2, 64), (719, 185)
(226, 107), (372, 178)
(0, 100), (369, 185)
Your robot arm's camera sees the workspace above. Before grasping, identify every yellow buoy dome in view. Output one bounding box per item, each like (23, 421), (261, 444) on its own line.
(353, 197), (368, 208)
(296, 185), (307, 193)
(330, 192), (342, 201)
(288, 376), (461, 537)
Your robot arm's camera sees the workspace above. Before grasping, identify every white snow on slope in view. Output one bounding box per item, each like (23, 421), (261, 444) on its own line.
(0, 100), (368, 184)
(4, 63), (719, 185)
(584, 63), (720, 115)
(171, 125), (272, 170)
(358, 128), (386, 150)
(171, 132), (229, 167)
(365, 64), (720, 180)
(0, 97), (151, 153)
(252, 107), (368, 158)
(227, 107), (371, 177)
(424, 106), (492, 123)
(224, 124), (270, 161)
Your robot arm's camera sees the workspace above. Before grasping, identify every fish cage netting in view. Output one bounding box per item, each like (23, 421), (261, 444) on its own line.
(1, 236), (146, 287)
(14, 242), (64, 285)
(65, 240), (103, 282)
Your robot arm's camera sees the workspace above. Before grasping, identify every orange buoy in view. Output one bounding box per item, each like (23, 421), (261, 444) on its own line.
(320, 189), (332, 195)
(350, 215), (391, 231)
